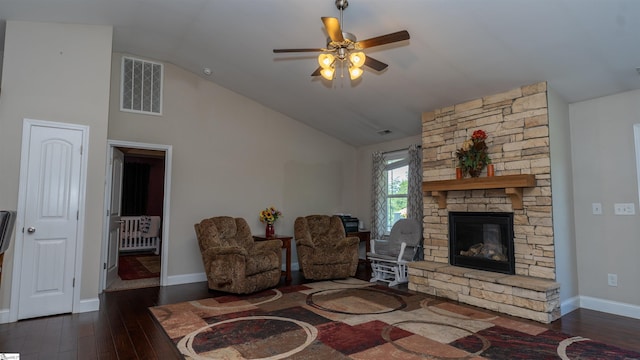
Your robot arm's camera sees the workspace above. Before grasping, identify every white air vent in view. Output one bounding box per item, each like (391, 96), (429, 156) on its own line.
(120, 56), (163, 115)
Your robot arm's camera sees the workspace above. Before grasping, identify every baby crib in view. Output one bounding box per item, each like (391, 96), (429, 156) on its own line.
(120, 215), (161, 254)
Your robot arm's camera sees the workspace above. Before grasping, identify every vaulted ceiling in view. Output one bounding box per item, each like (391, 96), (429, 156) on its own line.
(1, 0), (639, 146)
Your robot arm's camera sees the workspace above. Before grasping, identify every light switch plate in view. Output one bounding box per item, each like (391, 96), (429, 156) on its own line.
(614, 203), (635, 215)
(592, 203), (602, 215)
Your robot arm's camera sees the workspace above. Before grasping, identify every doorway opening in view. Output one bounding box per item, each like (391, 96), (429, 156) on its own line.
(102, 141), (172, 292)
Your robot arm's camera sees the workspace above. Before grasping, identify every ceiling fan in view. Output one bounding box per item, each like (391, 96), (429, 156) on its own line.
(273, 0), (410, 81)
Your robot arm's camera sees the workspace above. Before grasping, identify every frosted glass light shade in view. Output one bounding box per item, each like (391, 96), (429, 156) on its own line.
(318, 53), (335, 68)
(349, 52), (366, 68)
(320, 67), (335, 80)
(349, 66), (363, 80)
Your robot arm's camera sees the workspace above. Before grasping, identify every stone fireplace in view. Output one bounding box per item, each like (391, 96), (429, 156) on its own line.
(408, 82), (561, 323)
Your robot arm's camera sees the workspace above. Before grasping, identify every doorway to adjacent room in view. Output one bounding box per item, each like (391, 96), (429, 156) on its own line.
(102, 140), (172, 292)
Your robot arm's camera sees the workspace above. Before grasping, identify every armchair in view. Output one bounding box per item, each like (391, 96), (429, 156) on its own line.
(194, 216), (282, 294)
(294, 215), (359, 280)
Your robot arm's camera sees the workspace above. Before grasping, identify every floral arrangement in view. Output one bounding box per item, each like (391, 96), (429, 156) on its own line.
(259, 207), (282, 224)
(456, 129), (491, 178)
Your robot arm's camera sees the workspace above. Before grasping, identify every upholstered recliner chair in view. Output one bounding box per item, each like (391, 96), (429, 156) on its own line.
(194, 216), (282, 294)
(294, 215), (360, 280)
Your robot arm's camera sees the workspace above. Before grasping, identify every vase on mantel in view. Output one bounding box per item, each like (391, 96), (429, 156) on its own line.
(265, 223), (275, 238)
(487, 164), (495, 177)
(456, 167), (463, 179)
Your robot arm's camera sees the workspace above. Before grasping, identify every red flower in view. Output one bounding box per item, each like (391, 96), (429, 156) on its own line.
(471, 130), (487, 140)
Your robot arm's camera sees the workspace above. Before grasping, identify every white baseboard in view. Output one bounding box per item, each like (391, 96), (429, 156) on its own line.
(0, 300), (99, 323)
(167, 266), (301, 286)
(579, 296), (640, 320)
(75, 297), (100, 313)
(166, 272), (207, 286)
(560, 295), (581, 316)
(0, 308), (10, 324)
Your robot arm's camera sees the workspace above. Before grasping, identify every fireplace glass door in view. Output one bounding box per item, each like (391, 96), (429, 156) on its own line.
(449, 212), (515, 274)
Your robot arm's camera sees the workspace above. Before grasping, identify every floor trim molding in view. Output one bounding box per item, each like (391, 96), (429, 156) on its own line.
(579, 295), (640, 320)
(167, 272), (207, 286)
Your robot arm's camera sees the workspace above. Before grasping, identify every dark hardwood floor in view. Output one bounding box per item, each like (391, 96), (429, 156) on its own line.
(1, 263), (639, 359)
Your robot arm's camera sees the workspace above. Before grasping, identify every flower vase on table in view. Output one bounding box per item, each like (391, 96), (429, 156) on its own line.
(265, 223), (275, 238)
(259, 206), (282, 239)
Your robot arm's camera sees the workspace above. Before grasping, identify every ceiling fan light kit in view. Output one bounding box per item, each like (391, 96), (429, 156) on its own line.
(273, 0), (410, 83)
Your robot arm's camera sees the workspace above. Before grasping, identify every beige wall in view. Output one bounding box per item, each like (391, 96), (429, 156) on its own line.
(107, 53), (358, 276)
(0, 21), (113, 308)
(548, 88), (579, 310)
(570, 89), (640, 313)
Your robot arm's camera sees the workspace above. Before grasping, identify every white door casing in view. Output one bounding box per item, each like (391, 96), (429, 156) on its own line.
(101, 140), (172, 290)
(106, 148), (124, 288)
(12, 119), (88, 320)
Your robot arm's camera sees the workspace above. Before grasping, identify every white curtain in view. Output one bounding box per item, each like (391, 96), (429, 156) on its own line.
(371, 151), (387, 240)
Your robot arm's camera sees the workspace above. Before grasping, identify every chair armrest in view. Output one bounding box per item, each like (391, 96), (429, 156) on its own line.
(396, 242), (407, 262)
(202, 246), (247, 258)
(314, 236), (359, 250)
(295, 238), (315, 248)
(370, 238), (389, 254)
(339, 236), (360, 248)
(251, 239), (282, 254)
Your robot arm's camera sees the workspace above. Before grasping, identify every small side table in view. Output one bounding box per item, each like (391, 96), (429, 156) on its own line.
(347, 230), (371, 264)
(253, 235), (292, 282)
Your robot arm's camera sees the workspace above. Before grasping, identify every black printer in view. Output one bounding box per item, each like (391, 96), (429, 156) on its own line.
(337, 215), (359, 234)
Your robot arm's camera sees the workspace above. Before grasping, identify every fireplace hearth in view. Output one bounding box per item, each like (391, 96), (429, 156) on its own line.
(449, 212), (515, 274)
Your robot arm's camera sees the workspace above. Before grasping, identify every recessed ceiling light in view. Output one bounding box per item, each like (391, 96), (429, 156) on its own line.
(203, 67), (212, 76)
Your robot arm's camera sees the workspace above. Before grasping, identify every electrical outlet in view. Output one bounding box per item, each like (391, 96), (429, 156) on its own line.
(613, 203), (635, 215)
(608, 273), (618, 287)
(592, 203), (602, 215)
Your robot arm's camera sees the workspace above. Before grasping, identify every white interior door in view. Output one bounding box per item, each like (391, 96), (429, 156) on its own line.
(106, 148), (124, 288)
(18, 123), (83, 319)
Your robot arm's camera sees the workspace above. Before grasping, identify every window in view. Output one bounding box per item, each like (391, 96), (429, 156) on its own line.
(120, 56), (163, 115)
(384, 151), (409, 233)
(372, 145), (422, 241)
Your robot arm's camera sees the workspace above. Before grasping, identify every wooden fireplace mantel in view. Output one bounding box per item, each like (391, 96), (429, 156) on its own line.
(422, 174), (536, 210)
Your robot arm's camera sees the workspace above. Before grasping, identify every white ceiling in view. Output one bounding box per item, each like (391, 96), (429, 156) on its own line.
(1, 0), (639, 146)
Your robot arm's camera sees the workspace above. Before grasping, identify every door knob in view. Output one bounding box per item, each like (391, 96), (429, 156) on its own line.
(27, 226), (36, 233)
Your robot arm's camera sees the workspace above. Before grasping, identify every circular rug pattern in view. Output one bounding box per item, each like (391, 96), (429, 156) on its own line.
(177, 315), (317, 360)
(189, 289), (283, 311)
(306, 286), (407, 315)
(382, 320), (491, 359)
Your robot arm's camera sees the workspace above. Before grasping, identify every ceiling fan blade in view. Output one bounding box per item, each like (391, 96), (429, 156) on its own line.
(273, 48), (324, 53)
(357, 30), (410, 49)
(322, 17), (344, 43)
(311, 67), (322, 76)
(364, 56), (388, 71)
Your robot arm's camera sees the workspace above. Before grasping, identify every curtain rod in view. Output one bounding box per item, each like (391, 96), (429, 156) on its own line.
(382, 144), (421, 155)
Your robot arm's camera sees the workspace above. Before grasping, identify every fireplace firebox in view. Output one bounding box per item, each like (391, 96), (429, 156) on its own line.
(449, 212), (515, 274)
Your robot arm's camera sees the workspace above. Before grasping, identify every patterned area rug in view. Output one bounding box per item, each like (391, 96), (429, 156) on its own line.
(118, 254), (160, 280)
(150, 278), (640, 359)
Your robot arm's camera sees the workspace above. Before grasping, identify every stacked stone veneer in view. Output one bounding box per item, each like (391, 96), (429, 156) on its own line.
(408, 81), (560, 323)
